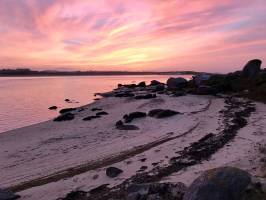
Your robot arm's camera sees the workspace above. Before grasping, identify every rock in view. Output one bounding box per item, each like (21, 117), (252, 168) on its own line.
(115, 91), (135, 97)
(115, 120), (124, 127)
(124, 112), (147, 123)
(96, 111), (109, 116)
(242, 59), (262, 78)
(59, 108), (76, 114)
(196, 85), (217, 95)
(154, 84), (165, 92)
(148, 109), (180, 118)
(126, 182), (187, 200)
(150, 80), (161, 86)
(172, 91), (186, 97)
(91, 108), (102, 111)
(116, 124), (140, 130)
(138, 81), (146, 87)
(89, 184), (109, 195)
(183, 167), (251, 200)
(82, 115), (101, 121)
(54, 113), (75, 121)
(148, 109), (164, 117)
(123, 84), (137, 89)
(118, 83), (123, 87)
(48, 106), (57, 110)
(0, 189), (20, 200)
(135, 93), (156, 99)
(65, 98), (70, 102)
(193, 74), (211, 86)
(106, 167), (123, 178)
(167, 77), (188, 90)
(60, 190), (86, 200)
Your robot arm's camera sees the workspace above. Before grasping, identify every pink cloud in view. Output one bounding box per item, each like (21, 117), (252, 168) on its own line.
(0, 0), (265, 72)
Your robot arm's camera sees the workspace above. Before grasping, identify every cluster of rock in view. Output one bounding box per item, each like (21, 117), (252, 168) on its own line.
(115, 109), (180, 130)
(59, 167), (266, 200)
(96, 59), (265, 101)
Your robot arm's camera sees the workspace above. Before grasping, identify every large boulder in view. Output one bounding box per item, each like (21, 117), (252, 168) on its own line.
(126, 182), (187, 200)
(167, 77), (188, 90)
(0, 188), (20, 200)
(242, 59), (262, 78)
(183, 167), (251, 200)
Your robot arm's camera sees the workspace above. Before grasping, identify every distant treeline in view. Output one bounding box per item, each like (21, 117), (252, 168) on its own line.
(0, 68), (202, 76)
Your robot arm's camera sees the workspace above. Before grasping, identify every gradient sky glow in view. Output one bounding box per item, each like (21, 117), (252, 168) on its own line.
(0, 0), (266, 72)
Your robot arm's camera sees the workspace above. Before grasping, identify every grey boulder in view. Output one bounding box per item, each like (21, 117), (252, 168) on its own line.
(167, 77), (188, 90)
(183, 167), (251, 200)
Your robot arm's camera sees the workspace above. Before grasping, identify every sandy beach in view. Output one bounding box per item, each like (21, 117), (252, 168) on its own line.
(1, 81), (266, 199)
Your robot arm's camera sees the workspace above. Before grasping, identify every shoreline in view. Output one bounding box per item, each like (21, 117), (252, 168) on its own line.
(1, 75), (266, 200)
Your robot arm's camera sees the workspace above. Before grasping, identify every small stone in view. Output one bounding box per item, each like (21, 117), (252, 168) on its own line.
(48, 106), (57, 110)
(106, 167), (123, 178)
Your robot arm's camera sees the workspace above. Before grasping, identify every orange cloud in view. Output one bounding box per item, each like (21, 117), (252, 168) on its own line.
(0, 0), (265, 72)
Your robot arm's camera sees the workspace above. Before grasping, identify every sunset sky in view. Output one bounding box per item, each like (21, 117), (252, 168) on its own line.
(0, 0), (265, 72)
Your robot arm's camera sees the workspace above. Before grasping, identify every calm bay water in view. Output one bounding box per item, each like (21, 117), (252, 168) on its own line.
(0, 75), (191, 133)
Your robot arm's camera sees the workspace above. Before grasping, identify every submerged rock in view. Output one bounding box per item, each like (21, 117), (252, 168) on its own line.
(126, 182), (187, 200)
(0, 188), (20, 200)
(106, 167), (123, 178)
(242, 59), (262, 78)
(183, 167), (251, 200)
(54, 113), (75, 121)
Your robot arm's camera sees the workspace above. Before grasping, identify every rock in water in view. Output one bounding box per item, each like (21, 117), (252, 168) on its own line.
(106, 167), (123, 178)
(48, 106), (57, 110)
(183, 167), (251, 200)
(167, 77), (187, 90)
(126, 182), (187, 200)
(242, 59), (262, 78)
(0, 188), (20, 200)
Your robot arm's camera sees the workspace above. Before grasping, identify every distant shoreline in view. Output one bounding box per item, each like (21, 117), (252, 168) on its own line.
(0, 68), (205, 77)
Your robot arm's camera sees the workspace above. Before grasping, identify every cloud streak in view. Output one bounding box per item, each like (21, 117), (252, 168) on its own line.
(0, 0), (265, 72)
